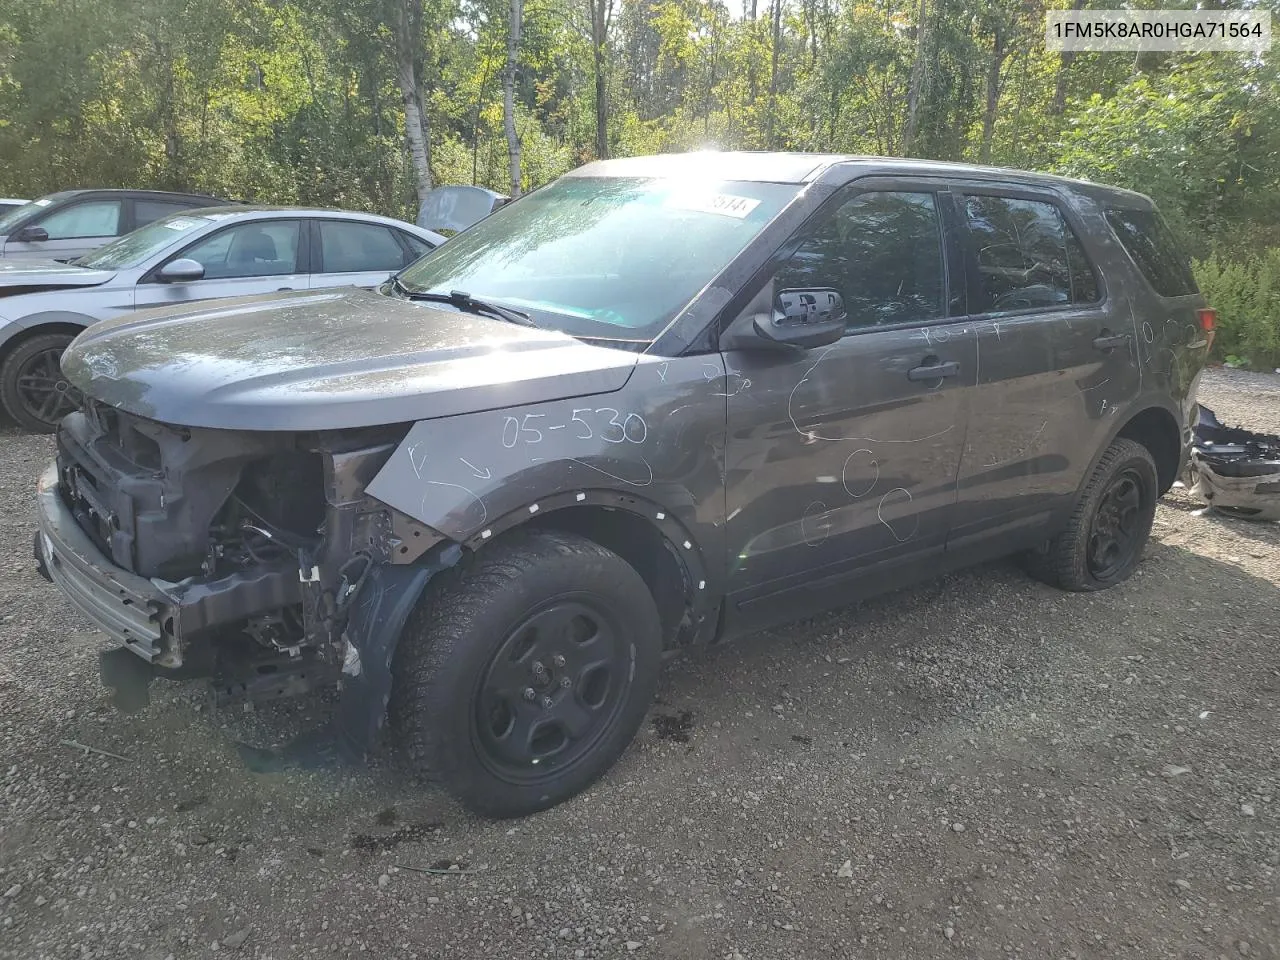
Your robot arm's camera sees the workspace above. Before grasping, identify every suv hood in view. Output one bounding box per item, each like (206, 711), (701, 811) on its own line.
(0, 258), (115, 290)
(61, 288), (640, 431)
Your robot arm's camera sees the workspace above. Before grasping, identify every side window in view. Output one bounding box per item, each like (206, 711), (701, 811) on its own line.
(34, 200), (123, 239)
(318, 220), (410, 273)
(178, 221), (300, 279)
(775, 191), (945, 330)
(1104, 208), (1197, 297)
(399, 231), (436, 264)
(962, 195), (1099, 312)
(135, 199), (202, 228)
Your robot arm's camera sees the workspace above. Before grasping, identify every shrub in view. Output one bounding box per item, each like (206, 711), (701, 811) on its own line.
(1192, 250), (1280, 370)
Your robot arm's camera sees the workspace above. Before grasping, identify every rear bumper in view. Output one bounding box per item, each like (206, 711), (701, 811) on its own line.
(35, 463), (299, 666)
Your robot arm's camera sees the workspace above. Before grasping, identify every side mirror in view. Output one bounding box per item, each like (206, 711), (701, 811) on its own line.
(754, 287), (846, 349)
(156, 258), (205, 283)
(13, 225), (48, 243)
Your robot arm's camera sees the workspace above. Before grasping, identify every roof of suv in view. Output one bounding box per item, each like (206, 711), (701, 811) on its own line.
(568, 151), (1152, 207)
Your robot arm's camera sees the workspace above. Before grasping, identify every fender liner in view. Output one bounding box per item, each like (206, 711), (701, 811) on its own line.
(240, 543), (462, 772)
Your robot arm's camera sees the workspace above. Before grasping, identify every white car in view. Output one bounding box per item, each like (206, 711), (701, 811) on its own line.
(0, 206), (445, 431)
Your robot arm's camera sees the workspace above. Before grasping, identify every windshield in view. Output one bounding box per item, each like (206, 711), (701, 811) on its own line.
(396, 176), (796, 338)
(0, 191), (69, 234)
(74, 213), (213, 270)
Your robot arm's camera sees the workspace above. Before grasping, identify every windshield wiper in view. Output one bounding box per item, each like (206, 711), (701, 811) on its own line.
(396, 284), (537, 328)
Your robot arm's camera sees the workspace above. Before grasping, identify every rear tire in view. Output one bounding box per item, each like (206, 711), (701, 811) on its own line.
(389, 529), (663, 818)
(0, 332), (79, 433)
(1024, 438), (1158, 592)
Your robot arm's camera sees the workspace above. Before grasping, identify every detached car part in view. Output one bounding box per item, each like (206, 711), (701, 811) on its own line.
(1189, 404), (1280, 521)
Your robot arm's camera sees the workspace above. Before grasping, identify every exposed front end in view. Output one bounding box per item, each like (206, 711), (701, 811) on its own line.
(35, 400), (446, 713)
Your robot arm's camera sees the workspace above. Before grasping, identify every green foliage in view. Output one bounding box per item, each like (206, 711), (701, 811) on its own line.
(1193, 251), (1280, 371)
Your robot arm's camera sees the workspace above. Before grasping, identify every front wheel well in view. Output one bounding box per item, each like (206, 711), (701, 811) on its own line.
(523, 506), (695, 650)
(0, 322), (86, 365)
(1117, 406), (1182, 494)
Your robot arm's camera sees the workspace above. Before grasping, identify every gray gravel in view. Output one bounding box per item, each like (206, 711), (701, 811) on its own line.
(2, 366), (1279, 960)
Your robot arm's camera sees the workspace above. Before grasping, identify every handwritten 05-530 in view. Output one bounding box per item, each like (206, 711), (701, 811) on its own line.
(501, 408), (648, 448)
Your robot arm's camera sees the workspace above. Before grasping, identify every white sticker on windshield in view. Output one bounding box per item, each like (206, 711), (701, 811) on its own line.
(664, 191), (761, 219)
(164, 218), (198, 230)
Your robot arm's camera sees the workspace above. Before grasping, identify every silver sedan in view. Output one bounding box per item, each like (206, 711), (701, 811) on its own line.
(0, 206), (445, 431)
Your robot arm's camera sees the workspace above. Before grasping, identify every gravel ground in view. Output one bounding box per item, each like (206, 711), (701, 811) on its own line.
(2, 367), (1278, 960)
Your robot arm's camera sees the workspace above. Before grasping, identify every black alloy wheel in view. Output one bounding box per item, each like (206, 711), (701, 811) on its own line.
(0, 333), (79, 432)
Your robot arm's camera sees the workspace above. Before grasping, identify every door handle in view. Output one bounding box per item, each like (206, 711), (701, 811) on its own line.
(1092, 332), (1131, 351)
(277, 287), (294, 291)
(907, 360), (960, 381)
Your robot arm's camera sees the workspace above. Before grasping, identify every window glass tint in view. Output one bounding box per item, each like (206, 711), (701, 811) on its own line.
(180, 220), (300, 279)
(775, 190), (945, 329)
(135, 199), (202, 227)
(319, 220), (407, 273)
(1104, 208), (1197, 297)
(963, 195), (1099, 312)
(400, 231), (436, 263)
(35, 200), (122, 239)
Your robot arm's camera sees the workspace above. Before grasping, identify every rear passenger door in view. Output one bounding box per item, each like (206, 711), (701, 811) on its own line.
(949, 187), (1140, 551)
(310, 219), (419, 290)
(131, 197), (206, 231)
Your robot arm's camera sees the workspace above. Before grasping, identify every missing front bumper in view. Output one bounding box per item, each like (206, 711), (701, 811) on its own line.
(34, 463), (300, 667)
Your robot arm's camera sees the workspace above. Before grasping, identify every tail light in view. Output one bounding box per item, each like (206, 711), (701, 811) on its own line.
(1197, 307), (1216, 351)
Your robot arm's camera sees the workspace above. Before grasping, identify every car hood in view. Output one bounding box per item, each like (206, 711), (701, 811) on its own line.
(0, 258), (115, 289)
(61, 288), (641, 431)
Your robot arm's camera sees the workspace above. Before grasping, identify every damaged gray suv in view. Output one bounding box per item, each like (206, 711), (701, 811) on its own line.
(34, 152), (1212, 817)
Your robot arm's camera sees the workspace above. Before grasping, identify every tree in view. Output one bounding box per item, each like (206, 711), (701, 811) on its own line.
(392, 0), (433, 208)
(504, 0), (524, 195)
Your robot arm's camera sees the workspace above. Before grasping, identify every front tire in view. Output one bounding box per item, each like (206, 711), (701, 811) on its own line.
(1025, 438), (1158, 591)
(389, 529), (663, 818)
(0, 332), (79, 433)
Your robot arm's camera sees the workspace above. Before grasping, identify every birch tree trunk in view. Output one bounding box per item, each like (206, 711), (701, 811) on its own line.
(902, 0), (929, 154)
(504, 0), (523, 196)
(393, 0), (432, 208)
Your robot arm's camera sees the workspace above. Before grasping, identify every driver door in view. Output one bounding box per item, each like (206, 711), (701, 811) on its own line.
(3, 198), (123, 261)
(135, 219), (308, 309)
(721, 181), (976, 626)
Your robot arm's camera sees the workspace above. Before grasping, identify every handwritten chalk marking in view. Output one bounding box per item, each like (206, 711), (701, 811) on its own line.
(788, 348), (956, 444)
(656, 512), (665, 520)
(876, 488), (918, 543)
(841, 449), (880, 499)
(565, 457), (654, 487)
(480, 529), (492, 539)
(698, 580), (706, 590)
(529, 503), (540, 514)
(576, 492), (586, 502)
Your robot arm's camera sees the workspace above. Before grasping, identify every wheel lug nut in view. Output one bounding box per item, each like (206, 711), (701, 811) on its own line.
(559, 677), (571, 689)
(553, 655), (566, 668)
(532, 661), (546, 676)
(541, 696), (553, 709)
(523, 687), (536, 701)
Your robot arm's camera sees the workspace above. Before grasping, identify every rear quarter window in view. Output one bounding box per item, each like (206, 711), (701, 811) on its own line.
(1104, 208), (1198, 297)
